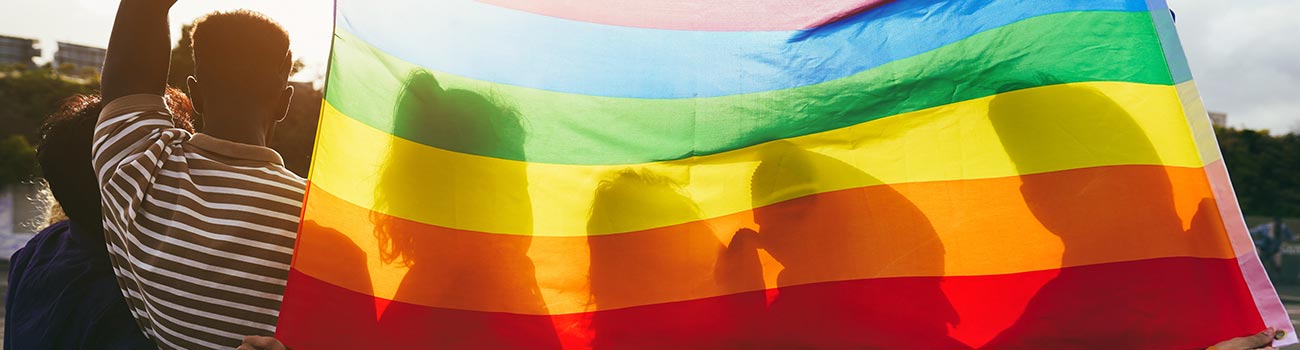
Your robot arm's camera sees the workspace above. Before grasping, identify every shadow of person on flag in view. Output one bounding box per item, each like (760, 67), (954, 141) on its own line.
(367, 69), (561, 348)
(584, 169), (767, 349)
(982, 83), (1262, 349)
(749, 142), (966, 349)
(276, 219), (378, 349)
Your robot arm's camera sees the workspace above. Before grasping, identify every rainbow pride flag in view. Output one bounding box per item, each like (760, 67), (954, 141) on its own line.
(277, 0), (1295, 348)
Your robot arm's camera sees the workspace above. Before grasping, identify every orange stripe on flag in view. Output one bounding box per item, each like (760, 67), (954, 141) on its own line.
(293, 163), (1235, 314)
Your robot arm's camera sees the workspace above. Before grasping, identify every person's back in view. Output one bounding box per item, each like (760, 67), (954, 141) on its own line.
(4, 91), (193, 350)
(95, 1), (304, 348)
(6, 220), (151, 350)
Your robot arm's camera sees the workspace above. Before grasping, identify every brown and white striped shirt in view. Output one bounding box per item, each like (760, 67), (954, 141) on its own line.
(93, 94), (305, 350)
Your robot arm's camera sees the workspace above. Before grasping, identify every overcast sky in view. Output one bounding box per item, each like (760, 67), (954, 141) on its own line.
(0, 0), (1295, 132)
(1168, 0), (1300, 133)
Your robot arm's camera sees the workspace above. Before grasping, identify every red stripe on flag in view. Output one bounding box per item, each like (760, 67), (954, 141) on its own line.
(278, 257), (1261, 349)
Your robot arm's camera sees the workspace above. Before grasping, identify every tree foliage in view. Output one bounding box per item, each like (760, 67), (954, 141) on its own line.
(270, 82), (322, 177)
(0, 66), (91, 185)
(167, 24), (197, 91)
(0, 135), (37, 185)
(0, 65), (96, 144)
(1217, 127), (1300, 219)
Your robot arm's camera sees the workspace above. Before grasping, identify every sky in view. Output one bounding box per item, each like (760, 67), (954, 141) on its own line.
(1167, 0), (1300, 133)
(0, 0), (1295, 132)
(0, 0), (333, 81)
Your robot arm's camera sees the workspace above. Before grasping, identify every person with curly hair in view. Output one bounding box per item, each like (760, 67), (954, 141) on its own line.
(5, 88), (193, 350)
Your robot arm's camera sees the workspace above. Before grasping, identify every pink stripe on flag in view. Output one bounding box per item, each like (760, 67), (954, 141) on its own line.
(1206, 159), (1296, 345)
(477, 0), (894, 31)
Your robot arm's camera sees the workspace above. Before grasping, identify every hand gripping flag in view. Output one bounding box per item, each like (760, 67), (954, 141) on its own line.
(277, 0), (1296, 348)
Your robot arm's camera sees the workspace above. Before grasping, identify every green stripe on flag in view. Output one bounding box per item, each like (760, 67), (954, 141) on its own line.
(326, 11), (1174, 165)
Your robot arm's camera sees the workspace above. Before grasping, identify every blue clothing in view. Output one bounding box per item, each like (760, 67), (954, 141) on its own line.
(5, 220), (153, 350)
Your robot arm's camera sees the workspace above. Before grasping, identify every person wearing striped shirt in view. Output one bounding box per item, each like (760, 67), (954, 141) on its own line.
(5, 89), (191, 350)
(96, 0), (301, 349)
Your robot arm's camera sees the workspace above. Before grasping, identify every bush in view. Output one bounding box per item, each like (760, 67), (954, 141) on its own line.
(0, 135), (37, 185)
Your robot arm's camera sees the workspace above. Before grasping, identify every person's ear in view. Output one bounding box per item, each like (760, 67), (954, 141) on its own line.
(275, 84), (294, 123)
(186, 76), (204, 114)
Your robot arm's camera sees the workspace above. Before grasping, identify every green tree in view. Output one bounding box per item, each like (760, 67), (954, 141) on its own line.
(76, 66), (101, 81)
(56, 63), (77, 76)
(0, 135), (37, 185)
(1216, 127), (1300, 224)
(167, 23), (196, 91)
(0, 65), (95, 142)
(0, 64), (94, 184)
(267, 82), (321, 177)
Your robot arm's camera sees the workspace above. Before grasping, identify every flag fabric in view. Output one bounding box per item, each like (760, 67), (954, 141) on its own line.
(277, 0), (1295, 348)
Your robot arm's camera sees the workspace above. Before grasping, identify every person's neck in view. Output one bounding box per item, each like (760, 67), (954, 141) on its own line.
(200, 108), (270, 146)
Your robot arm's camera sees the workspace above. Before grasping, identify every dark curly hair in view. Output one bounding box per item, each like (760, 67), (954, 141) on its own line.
(37, 87), (195, 237)
(190, 9), (292, 101)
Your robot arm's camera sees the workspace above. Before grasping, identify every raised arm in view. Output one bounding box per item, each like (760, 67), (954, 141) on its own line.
(101, 0), (177, 103)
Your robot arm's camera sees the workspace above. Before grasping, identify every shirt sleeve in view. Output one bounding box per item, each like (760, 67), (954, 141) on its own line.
(91, 94), (190, 230)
